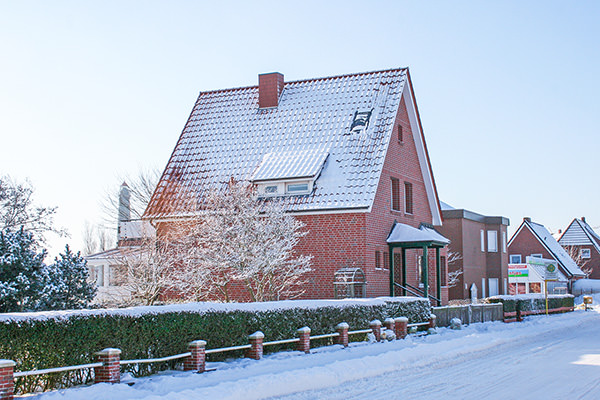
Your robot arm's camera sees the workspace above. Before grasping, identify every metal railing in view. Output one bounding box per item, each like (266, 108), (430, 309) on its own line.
(395, 282), (441, 305)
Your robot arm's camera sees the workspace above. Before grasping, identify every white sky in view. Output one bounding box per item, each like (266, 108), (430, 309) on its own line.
(1, 0), (598, 258)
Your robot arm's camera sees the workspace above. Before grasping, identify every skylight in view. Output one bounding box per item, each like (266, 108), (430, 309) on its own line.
(350, 109), (373, 133)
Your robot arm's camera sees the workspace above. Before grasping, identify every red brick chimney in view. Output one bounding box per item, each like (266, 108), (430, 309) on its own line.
(258, 72), (284, 109)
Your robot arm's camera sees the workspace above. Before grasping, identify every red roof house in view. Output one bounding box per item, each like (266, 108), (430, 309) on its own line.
(508, 217), (586, 292)
(558, 217), (600, 279)
(144, 68), (449, 303)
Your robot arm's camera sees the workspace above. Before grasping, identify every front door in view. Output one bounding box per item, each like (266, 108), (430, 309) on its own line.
(488, 278), (499, 296)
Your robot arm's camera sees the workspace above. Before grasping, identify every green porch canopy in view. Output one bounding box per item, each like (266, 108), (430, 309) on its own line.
(386, 222), (450, 305)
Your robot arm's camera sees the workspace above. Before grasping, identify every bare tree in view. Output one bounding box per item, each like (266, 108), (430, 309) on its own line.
(0, 176), (67, 241)
(563, 245), (593, 277)
(108, 237), (176, 306)
(100, 167), (161, 231)
(446, 248), (463, 288)
(82, 221), (114, 256)
(170, 180), (312, 302)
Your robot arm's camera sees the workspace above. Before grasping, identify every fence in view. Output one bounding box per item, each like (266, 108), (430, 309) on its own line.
(0, 316), (436, 399)
(432, 303), (503, 327)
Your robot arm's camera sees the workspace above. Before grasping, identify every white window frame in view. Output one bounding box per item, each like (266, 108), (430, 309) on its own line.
(502, 231), (507, 253)
(487, 230), (498, 253)
(581, 248), (591, 259)
(480, 230), (485, 252)
(509, 254), (522, 264)
(481, 278), (486, 298)
(286, 182), (309, 193)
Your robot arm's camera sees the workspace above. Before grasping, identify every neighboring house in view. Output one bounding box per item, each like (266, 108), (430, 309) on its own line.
(507, 217), (586, 292)
(143, 68), (450, 304)
(436, 202), (509, 300)
(85, 183), (156, 304)
(558, 217), (600, 279)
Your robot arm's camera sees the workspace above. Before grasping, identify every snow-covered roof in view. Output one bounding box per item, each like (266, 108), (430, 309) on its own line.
(559, 218), (600, 254)
(387, 222), (450, 245)
(521, 220), (585, 278)
(144, 68), (441, 221)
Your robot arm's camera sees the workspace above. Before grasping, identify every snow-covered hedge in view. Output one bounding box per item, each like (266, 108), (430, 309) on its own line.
(485, 294), (574, 314)
(0, 297), (430, 393)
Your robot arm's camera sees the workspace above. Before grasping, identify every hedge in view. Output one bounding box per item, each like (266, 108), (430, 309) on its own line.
(0, 297), (430, 393)
(485, 294), (574, 315)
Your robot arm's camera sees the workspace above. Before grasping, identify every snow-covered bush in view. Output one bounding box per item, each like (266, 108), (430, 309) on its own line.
(450, 318), (462, 330)
(0, 297), (431, 393)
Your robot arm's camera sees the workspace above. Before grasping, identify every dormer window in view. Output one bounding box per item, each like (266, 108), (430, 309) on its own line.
(350, 109), (373, 133)
(287, 182), (309, 193)
(251, 149), (329, 197)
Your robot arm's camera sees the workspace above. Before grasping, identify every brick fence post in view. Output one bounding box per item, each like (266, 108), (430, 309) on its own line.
(335, 322), (349, 347)
(383, 317), (395, 332)
(246, 331), (264, 360)
(369, 319), (382, 342)
(184, 340), (206, 372)
(94, 348), (121, 384)
(429, 315), (437, 329)
(296, 327), (311, 354)
(0, 360), (15, 400)
(395, 317), (408, 339)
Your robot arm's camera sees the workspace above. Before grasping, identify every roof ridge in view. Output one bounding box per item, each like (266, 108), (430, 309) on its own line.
(196, 67), (409, 96)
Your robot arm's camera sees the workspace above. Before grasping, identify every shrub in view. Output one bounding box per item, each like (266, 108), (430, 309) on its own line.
(485, 294), (574, 314)
(0, 297), (430, 393)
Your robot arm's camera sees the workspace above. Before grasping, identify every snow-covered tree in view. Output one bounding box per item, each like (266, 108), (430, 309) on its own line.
(108, 237), (177, 305)
(0, 227), (47, 312)
(0, 176), (66, 241)
(40, 245), (96, 310)
(172, 180), (312, 302)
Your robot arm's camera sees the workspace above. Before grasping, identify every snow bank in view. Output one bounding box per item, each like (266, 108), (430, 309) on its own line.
(572, 279), (600, 295)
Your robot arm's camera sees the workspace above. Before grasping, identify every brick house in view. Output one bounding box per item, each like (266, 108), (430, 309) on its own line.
(558, 217), (600, 279)
(143, 68), (449, 304)
(436, 202), (509, 300)
(507, 217), (586, 292)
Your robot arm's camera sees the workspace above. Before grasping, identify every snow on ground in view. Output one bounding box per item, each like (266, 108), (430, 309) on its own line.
(26, 306), (600, 400)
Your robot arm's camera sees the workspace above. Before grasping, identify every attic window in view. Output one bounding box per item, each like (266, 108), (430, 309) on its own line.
(287, 182), (309, 193)
(350, 110), (373, 133)
(265, 185), (278, 194)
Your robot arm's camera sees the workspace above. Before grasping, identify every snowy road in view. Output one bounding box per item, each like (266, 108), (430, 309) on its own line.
(30, 308), (600, 400)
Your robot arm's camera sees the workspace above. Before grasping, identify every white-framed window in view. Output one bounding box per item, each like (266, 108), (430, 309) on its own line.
(480, 230), (485, 252)
(509, 254), (522, 264)
(502, 231), (507, 253)
(481, 278), (486, 298)
(265, 185), (278, 194)
(531, 253), (543, 258)
(487, 230), (498, 252)
(581, 248), (591, 259)
(287, 182), (309, 193)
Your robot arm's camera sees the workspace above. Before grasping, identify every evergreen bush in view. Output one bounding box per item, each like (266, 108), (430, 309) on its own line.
(0, 297), (430, 393)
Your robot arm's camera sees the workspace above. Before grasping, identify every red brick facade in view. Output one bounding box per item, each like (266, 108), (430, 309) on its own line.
(292, 97), (446, 301)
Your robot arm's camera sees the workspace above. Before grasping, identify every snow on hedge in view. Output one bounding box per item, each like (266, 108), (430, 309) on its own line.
(0, 296), (427, 322)
(487, 293), (573, 301)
